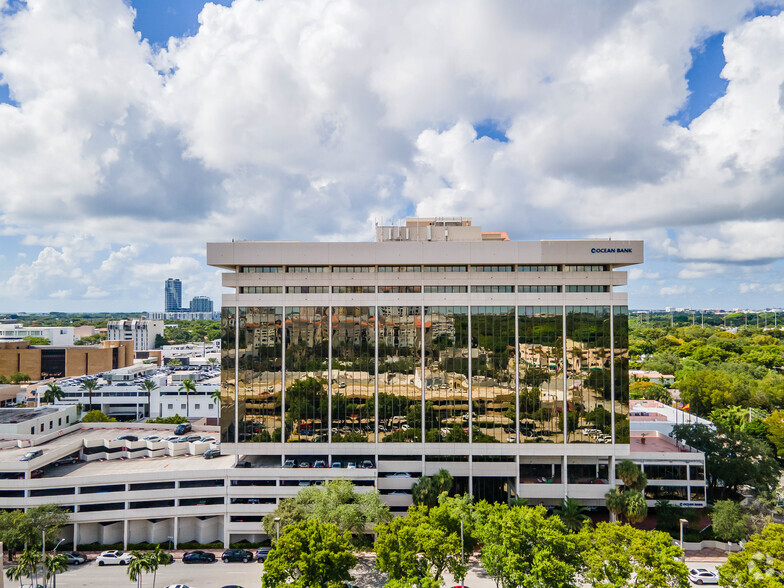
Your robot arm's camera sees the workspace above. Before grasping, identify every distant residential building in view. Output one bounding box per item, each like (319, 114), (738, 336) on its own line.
(147, 311), (220, 321)
(0, 324), (75, 346)
(73, 325), (97, 340)
(629, 370), (675, 386)
(107, 319), (164, 351)
(189, 295), (213, 313)
(165, 278), (183, 312)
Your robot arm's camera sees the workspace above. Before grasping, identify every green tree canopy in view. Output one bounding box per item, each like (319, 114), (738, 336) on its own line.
(81, 409), (116, 422)
(719, 524), (784, 588)
(711, 500), (749, 543)
(263, 480), (390, 543)
(261, 519), (356, 588)
(475, 503), (581, 588)
(578, 522), (688, 588)
(672, 423), (781, 497)
(411, 469), (454, 508)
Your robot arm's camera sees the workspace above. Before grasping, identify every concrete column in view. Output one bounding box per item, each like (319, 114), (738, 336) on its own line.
(123, 518), (128, 551)
(223, 522), (230, 549)
(73, 523), (79, 550)
(173, 516), (179, 549)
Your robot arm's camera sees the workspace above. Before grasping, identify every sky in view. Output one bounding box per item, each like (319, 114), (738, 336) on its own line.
(1, 1), (784, 313)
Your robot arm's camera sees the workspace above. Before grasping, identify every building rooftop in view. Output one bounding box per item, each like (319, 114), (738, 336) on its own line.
(0, 407), (58, 424)
(629, 432), (699, 454)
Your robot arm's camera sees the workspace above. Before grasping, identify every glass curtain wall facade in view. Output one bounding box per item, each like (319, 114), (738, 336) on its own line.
(566, 306), (612, 443)
(470, 307), (515, 443)
(424, 307), (469, 442)
(378, 306), (421, 442)
(284, 307), (330, 442)
(517, 307), (564, 443)
(331, 307), (375, 442)
(221, 305), (629, 445)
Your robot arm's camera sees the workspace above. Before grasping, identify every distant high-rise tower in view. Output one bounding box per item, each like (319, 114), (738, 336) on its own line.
(165, 278), (182, 312)
(189, 295), (213, 313)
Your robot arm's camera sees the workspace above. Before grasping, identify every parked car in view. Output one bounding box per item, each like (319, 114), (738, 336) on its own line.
(255, 547), (272, 562)
(203, 448), (221, 459)
(163, 436), (180, 442)
(164, 585), (192, 588)
(313, 460), (326, 468)
(361, 460), (374, 469)
(688, 569), (719, 585)
(97, 550), (134, 566)
(20, 449), (43, 462)
(183, 550), (216, 564)
(182, 435), (202, 442)
(30, 469), (44, 479)
(53, 455), (80, 467)
(283, 459), (297, 468)
(387, 472), (411, 478)
(174, 423), (192, 435)
(199, 437), (216, 443)
(298, 461), (311, 468)
(64, 552), (87, 565)
(331, 461), (342, 468)
(143, 434), (161, 442)
(346, 462), (356, 469)
(221, 549), (254, 563)
(115, 434), (138, 442)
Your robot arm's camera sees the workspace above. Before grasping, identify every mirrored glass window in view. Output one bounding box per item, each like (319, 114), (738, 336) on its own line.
(471, 307), (515, 443)
(518, 306), (564, 443)
(566, 306), (612, 443)
(284, 307), (330, 442)
(378, 307), (422, 442)
(614, 306), (630, 443)
(424, 306), (469, 442)
(331, 306), (375, 442)
(238, 307), (283, 442)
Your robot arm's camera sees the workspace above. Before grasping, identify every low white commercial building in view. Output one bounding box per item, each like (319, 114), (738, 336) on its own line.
(0, 406), (78, 436)
(630, 399), (712, 436)
(0, 324), (75, 346)
(107, 320), (165, 352)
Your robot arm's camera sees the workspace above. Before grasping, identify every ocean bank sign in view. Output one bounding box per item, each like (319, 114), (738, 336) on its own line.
(590, 247), (632, 254)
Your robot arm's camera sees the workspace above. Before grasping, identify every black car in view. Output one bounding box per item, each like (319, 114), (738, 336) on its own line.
(203, 448), (221, 459)
(183, 550), (216, 564)
(255, 547), (271, 562)
(174, 423), (192, 435)
(116, 435), (138, 442)
(221, 549), (253, 563)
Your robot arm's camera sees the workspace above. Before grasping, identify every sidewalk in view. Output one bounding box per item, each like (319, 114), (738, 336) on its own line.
(685, 547), (729, 563)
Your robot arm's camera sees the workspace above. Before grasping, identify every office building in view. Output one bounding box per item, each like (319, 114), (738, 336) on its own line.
(0, 340), (134, 380)
(203, 218), (703, 510)
(165, 278), (183, 312)
(189, 295), (214, 313)
(107, 319), (165, 352)
(0, 324), (75, 346)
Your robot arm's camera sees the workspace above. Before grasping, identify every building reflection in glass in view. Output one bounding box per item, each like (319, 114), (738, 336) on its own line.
(423, 306), (469, 442)
(238, 307), (282, 442)
(470, 307), (515, 443)
(517, 307), (564, 443)
(284, 307), (330, 442)
(565, 306), (612, 443)
(220, 307), (236, 443)
(378, 306), (421, 442)
(614, 306), (630, 443)
(331, 306), (375, 442)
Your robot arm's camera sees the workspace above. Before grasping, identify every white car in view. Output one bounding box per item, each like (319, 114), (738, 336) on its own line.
(688, 568), (719, 585)
(164, 585), (192, 588)
(143, 434), (161, 441)
(96, 550), (134, 566)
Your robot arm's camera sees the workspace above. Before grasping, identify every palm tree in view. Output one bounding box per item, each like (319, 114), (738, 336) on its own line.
(208, 357), (218, 366)
(127, 551), (150, 588)
(16, 549), (41, 587)
(44, 553), (69, 588)
(146, 545), (169, 588)
(554, 496), (591, 532)
(140, 380), (158, 419)
(79, 379), (99, 412)
(178, 378), (197, 418)
(210, 388), (222, 420)
(5, 562), (25, 587)
(42, 382), (64, 405)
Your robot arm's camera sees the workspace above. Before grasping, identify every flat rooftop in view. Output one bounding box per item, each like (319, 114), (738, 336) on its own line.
(0, 407), (58, 424)
(629, 433), (696, 454)
(48, 453), (235, 478)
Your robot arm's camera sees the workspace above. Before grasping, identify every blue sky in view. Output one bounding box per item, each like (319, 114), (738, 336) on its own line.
(2, 0), (784, 312)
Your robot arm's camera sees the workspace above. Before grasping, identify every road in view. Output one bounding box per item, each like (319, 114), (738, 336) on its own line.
(16, 555), (727, 588)
(50, 559), (263, 588)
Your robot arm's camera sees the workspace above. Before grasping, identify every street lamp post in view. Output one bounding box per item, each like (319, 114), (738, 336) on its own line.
(460, 518), (465, 588)
(679, 518), (688, 562)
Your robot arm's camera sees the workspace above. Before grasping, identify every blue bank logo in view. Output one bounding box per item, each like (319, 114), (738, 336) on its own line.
(590, 247), (632, 254)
